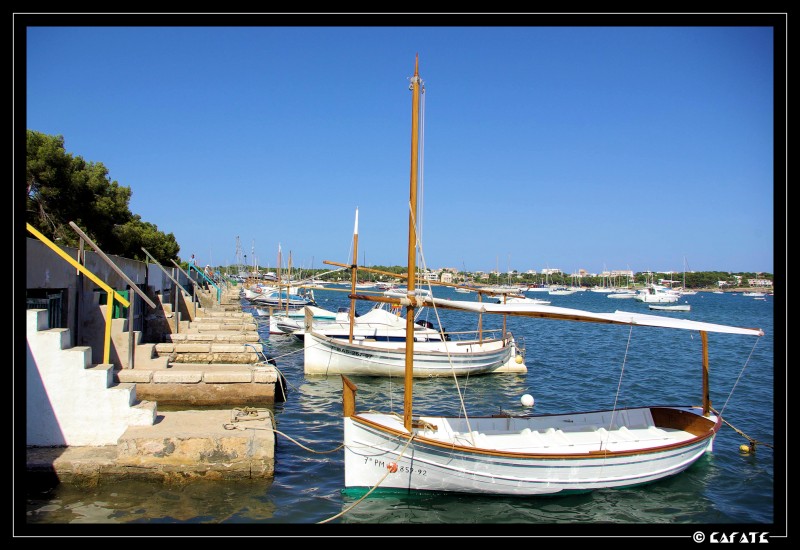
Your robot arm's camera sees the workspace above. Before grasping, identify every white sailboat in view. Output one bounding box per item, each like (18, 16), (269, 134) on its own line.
(679, 256), (698, 295)
(339, 56), (765, 497)
(304, 206), (524, 377)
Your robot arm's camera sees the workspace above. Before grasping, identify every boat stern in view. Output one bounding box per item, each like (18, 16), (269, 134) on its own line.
(489, 335), (527, 373)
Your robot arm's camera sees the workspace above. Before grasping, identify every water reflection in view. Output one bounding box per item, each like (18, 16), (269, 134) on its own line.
(27, 479), (278, 524)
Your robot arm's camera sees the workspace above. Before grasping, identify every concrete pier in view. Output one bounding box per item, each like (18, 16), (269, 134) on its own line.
(26, 278), (280, 485)
(27, 408), (275, 485)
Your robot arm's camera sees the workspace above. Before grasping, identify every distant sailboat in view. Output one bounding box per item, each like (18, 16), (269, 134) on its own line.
(680, 257), (697, 296)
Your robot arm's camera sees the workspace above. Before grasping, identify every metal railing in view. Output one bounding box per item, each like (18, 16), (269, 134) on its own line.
(187, 262), (221, 303)
(141, 247), (191, 333)
(26, 223), (132, 365)
(68, 222), (157, 368)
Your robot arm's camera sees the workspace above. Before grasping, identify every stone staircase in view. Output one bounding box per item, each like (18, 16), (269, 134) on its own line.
(146, 287), (267, 365)
(26, 308), (157, 447)
(154, 312), (264, 364)
(26, 299), (276, 482)
(114, 284), (284, 406)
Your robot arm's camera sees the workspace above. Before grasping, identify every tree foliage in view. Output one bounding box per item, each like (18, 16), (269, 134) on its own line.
(26, 130), (180, 264)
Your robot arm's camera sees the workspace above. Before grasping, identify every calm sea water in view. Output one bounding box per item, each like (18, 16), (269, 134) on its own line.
(23, 287), (782, 537)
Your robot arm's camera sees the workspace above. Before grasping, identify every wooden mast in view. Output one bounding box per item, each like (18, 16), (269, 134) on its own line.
(277, 244), (282, 308)
(404, 54), (422, 432)
(349, 208), (359, 343)
(701, 330), (710, 416)
(286, 250), (292, 315)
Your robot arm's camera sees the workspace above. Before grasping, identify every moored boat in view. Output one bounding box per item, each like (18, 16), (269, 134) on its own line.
(649, 304), (691, 312)
(339, 55), (765, 497)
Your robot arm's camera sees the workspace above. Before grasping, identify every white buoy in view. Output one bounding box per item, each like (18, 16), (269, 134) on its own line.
(521, 394), (534, 407)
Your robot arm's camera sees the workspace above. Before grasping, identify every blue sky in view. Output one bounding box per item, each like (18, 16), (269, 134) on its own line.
(22, 18), (781, 276)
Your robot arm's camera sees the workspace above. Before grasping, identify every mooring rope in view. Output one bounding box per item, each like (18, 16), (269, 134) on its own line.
(223, 407), (344, 454)
(712, 407), (774, 452)
(317, 433), (417, 524)
(247, 339), (304, 394)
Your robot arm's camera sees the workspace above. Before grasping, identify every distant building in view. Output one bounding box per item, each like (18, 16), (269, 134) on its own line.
(440, 272), (454, 284)
(610, 270), (634, 278)
(421, 270), (438, 282)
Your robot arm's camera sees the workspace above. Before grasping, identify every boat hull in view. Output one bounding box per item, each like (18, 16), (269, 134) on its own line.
(649, 305), (691, 312)
(304, 331), (522, 377)
(344, 407), (719, 495)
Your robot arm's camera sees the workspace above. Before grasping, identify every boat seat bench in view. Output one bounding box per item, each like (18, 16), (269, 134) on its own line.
(416, 410), (690, 453)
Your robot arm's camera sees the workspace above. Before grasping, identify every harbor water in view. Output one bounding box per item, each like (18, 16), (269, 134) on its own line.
(23, 287), (780, 535)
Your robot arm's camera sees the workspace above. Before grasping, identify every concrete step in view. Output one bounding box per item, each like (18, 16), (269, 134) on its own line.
(163, 332), (261, 343)
(153, 342), (266, 353)
(179, 320), (258, 333)
(128, 399), (158, 426)
(116, 363), (276, 384)
(114, 364), (286, 406)
(84, 363), (115, 388)
(151, 341), (265, 364)
(108, 381), (138, 406)
(132, 343), (171, 369)
(190, 311), (253, 320)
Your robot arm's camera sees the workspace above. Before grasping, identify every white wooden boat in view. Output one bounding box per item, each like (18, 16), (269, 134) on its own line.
(267, 305), (339, 335)
(548, 288), (576, 295)
(241, 283), (277, 301)
(251, 288), (315, 310)
(339, 56), (765, 497)
(306, 329), (520, 377)
(305, 201), (524, 377)
(302, 289), (522, 376)
(294, 303), (444, 343)
(649, 304), (691, 312)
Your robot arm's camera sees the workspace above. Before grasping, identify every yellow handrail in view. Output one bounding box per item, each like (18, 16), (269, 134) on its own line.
(26, 223), (130, 364)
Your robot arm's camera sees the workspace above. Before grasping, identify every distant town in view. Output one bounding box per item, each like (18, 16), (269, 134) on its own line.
(221, 264), (774, 291)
